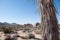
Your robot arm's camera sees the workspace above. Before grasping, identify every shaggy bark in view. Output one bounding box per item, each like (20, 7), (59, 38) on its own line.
(40, 0), (59, 40)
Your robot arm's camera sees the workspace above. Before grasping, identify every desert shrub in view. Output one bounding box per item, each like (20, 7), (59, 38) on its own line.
(4, 29), (11, 33)
(2, 27), (11, 33)
(5, 34), (17, 40)
(13, 34), (20, 37)
(28, 33), (35, 39)
(2, 34), (17, 40)
(19, 33), (35, 39)
(5, 35), (11, 40)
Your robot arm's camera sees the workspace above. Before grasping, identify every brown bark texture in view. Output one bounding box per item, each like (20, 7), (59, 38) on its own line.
(40, 0), (59, 40)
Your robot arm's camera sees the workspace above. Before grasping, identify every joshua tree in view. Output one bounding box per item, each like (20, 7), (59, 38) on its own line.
(39, 0), (59, 40)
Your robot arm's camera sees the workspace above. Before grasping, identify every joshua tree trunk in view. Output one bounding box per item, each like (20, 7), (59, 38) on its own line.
(40, 0), (59, 40)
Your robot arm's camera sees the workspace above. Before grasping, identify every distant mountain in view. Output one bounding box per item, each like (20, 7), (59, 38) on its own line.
(0, 22), (21, 27)
(0, 22), (24, 31)
(11, 23), (17, 25)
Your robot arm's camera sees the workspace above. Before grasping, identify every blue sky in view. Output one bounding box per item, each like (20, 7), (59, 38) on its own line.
(0, 0), (60, 24)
